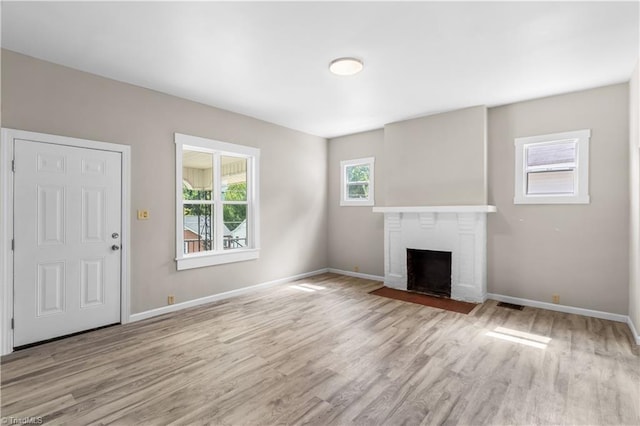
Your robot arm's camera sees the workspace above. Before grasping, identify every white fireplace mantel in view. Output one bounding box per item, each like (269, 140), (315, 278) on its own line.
(372, 205), (497, 303)
(372, 205), (497, 214)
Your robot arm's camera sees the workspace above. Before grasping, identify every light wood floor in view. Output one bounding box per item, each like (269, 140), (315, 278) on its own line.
(1, 273), (639, 425)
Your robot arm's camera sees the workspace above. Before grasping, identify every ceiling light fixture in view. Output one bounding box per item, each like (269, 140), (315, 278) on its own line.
(329, 57), (364, 76)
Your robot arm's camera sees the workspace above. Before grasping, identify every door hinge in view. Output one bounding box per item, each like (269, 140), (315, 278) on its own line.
(11, 160), (15, 172)
(11, 239), (14, 251)
(11, 318), (14, 330)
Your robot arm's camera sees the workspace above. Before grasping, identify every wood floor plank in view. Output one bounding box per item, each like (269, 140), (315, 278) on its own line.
(1, 273), (638, 425)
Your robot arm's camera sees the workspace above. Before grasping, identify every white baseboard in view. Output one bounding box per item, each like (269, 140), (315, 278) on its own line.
(487, 293), (627, 323)
(627, 316), (640, 345)
(328, 268), (384, 282)
(488, 293), (640, 345)
(129, 268), (329, 323)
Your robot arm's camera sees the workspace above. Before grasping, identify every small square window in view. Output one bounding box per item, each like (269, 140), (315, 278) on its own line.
(340, 157), (375, 206)
(514, 129), (590, 204)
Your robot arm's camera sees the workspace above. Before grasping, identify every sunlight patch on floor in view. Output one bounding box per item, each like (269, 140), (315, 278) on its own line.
(289, 285), (316, 292)
(298, 283), (326, 290)
(485, 326), (551, 349)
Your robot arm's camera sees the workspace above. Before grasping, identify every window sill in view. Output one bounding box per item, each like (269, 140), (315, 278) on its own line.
(514, 194), (590, 205)
(340, 199), (375, 207)
(176, 248), (260, 270)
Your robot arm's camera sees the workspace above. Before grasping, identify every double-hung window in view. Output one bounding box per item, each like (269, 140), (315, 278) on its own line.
(175, 133), (260, 270)
(514, 129), (590, 204)
(340, 157), (375, 206)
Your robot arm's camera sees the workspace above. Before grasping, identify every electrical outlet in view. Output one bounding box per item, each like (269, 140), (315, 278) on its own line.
(137, 210), (149, 220)
(354, 266), (359, 273)
(552, 294), (560, 304)
(168, 295), (175, 305)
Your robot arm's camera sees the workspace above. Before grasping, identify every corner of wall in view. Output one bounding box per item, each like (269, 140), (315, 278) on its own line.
(629, 59), (640, 342)
(327, 129), (385, 276)
(0, 9), (4, 354)
(481, 105), (489, 204)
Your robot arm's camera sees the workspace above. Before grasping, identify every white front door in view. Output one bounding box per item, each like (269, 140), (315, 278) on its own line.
(13, 138), (122, 347)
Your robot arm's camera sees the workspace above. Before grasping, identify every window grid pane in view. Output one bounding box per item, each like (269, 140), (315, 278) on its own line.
(526, 141), (576, 168)
(527, 170), (575, 195)
(183, 204), (214, 254)
(223, 203), (248, 249)
(347, 183), (369, 199)
(346, 164), (370, 184)
(182, 150), (213, 200)
(221, 156), (247, 201)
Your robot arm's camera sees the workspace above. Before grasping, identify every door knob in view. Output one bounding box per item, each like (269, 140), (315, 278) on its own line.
(111, 245), (120, 251)
(112, 232), (119, 239)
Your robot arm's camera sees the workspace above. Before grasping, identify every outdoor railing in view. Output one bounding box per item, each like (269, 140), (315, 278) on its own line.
(184, 236), (247, 253)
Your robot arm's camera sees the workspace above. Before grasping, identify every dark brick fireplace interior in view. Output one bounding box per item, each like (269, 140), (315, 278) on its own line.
(407, 248), (452, 298)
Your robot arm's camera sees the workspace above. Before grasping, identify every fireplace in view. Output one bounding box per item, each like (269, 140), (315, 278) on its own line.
(407, 248), (452, 298)
(372, 205), (496, 303)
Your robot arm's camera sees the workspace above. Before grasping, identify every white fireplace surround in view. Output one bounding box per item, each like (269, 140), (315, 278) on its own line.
(372, 206), (497, 303)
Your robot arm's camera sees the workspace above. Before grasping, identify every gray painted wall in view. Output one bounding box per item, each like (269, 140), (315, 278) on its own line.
(629, 62), (639, 330)
(383, 106), (487, 206)
(328, 129), (384, 276)
(1, 50), (328, 314)
(328, 85), (630, 316)
(2, 49), (633, 318)
(488, 84), (630, 315)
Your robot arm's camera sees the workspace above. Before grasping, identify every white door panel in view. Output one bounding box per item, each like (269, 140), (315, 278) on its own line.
(13, 139), (122, 347)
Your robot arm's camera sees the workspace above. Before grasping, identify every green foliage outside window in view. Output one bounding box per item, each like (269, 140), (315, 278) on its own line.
(183, 183), (247, 233)
(223, 182), (247, 232)
(347, 165), (370, 182)
(183, 185), (211, 215)
(346, 165), (370, 199)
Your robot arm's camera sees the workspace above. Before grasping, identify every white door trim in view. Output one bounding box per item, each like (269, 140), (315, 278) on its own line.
(1, 128), (132, 355)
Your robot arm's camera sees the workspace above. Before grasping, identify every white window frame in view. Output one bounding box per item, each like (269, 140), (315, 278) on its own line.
(514, 129), (590, 205)
(175, 133), (260, 270)
(340, 157), (375, 206)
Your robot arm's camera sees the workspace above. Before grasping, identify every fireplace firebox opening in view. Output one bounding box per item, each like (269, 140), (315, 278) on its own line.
(406, 248), (452, 298)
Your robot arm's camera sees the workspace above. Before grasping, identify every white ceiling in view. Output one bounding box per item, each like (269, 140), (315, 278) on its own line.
(2, 1), (638, 138)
